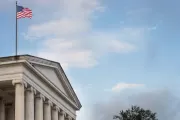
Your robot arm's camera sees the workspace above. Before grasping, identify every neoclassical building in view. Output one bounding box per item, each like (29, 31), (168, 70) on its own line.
(0, 55), (82, 120)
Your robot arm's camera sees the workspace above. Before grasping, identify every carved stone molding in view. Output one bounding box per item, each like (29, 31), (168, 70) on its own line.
(35, 93), (45, 101)
(44, 99), (53, 106)
(26, 86), (37, 95)
(59, 109), (66, 116)
(52, 105), (60, 112)
(12, 79), (27, 88)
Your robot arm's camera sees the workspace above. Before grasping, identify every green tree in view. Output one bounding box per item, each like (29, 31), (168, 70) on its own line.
(113, 106), (158, 120)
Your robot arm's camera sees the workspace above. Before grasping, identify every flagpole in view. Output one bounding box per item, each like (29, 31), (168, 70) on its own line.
(15, 1), (18, 56)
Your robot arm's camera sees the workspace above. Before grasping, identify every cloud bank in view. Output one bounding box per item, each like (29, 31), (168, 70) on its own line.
(90, 89), (180, 120)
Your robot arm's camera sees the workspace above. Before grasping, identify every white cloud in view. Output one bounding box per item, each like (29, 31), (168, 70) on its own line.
(27, 18), (90, 39)
(32, 29), (139, 69)
(37, 38), (97, 70)
(111, 83), (145, 92)
(25, 26), (144, 70)
(22, 0), (148, 70)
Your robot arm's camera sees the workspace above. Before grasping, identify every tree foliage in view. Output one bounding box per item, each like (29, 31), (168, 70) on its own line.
(113, 106), (158, 120)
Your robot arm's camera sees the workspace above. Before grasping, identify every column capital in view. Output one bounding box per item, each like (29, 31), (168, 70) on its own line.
(35, 94), (45, 101)
(26, 87), (37, 95)
(59, 110), (66, 116)
(52, 106), (60, 112)
(12, 79), (27, 88)
(44, 100), (53, 106)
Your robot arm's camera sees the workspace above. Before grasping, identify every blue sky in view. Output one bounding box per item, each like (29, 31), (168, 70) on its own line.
(1, 0), (180, 120)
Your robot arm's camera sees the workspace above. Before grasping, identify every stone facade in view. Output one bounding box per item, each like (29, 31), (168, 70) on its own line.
(0, 55), (82, 120)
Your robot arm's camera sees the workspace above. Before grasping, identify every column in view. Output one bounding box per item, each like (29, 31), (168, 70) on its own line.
(58, 110), (65, 120)
(7, 105), (15, 120)
(25, 87), (36, 120)
(12, 80), (26, 120)
(44, 100), (52, 120)
(0, 99), (5, 120)
(52, 106), (59, 120)
(35, 94), (44, 120)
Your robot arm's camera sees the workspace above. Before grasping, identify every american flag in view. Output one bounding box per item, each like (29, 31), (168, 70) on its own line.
(17, 5), (32, 19)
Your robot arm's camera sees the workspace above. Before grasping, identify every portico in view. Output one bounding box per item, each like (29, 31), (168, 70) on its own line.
(0, 55), (82, 120)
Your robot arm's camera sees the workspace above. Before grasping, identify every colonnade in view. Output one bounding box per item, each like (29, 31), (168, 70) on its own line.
(0, 79), (74, 120)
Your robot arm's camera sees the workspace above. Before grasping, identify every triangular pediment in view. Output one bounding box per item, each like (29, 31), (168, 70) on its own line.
(33, 65), (71, 97)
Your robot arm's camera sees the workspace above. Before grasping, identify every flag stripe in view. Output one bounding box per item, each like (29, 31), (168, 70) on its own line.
(17, 6), (32, 19)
